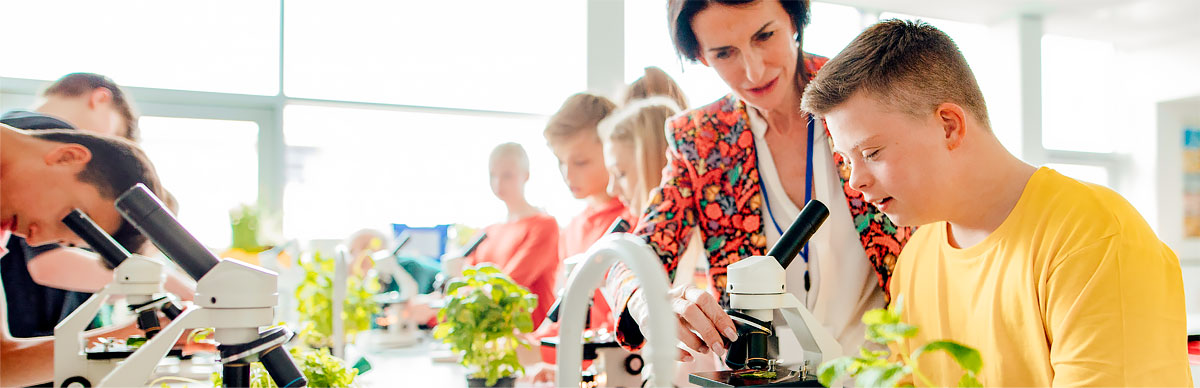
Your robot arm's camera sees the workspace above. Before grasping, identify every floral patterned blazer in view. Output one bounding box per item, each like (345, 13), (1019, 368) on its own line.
(605, 54), (912, 349)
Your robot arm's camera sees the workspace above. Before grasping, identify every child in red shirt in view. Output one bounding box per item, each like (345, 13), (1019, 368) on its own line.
(463, 143), (560, 324)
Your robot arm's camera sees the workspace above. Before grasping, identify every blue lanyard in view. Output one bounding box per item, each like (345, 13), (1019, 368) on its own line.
(757, 117), (816, 290)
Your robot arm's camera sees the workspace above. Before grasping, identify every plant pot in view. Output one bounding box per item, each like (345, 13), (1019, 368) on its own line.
(466, 376), (516, 388)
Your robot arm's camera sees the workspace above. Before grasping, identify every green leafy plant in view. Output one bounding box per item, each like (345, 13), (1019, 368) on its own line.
(295, 251), (380, 348)
(817, 296), (983, 387)
(433, 264), (538, 386)
(230, 204), (265, 252)
(212, 347), (359, 388)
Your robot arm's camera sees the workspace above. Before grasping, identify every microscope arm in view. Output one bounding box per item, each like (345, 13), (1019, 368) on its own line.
(54, 287), (114, 385)
(98, 307), (208, 388)
(778, 293), (843, 368)
(556, 234), (675, 388)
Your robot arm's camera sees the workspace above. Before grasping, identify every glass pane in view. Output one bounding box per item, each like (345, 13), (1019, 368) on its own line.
(623, 0), (744, 107)
(284, 0), (586, 114)
(282, 105), (583, 242)
(1041, 35), (1117, 153)
(138, 117), (260, 249)
(1045, 163), (1110, 187)
(804, 2), (867, 59)
(0, 0), (279, 95)
(872, 13), (1022, 154)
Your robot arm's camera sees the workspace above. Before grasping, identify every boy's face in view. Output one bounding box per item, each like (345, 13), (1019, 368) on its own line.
(0, 145), (122, 246)
(825, 92), (952, 227)
(549, 133), (610, 200)
(488, 155), (528, 203)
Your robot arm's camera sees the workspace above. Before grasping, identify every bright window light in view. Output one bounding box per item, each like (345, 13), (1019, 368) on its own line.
(803, 2), (867, 59)
(1045, 163), (1111, 187)
(0, 0), (279, 95)
(138, 116), (260, 249)
(284, 0), (586, 114)
(1042, 35), (1118, 153)
(282, 104), (584, 242)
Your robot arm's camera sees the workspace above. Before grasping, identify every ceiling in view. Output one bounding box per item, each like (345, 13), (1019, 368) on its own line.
(829, 0), (1200, 49)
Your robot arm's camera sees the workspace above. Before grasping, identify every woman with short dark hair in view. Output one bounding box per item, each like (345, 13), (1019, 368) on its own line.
(604, 0), (912, 370)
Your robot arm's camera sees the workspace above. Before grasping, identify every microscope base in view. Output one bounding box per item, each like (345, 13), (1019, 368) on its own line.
(689, 370), (823, 388)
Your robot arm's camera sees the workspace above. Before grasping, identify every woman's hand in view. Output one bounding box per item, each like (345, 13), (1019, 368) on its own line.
(628, 285), (738, 361)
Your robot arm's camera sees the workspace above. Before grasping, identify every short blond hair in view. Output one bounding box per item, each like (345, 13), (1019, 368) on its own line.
(543, 93), (617, 146)
(489, 142), (529, 171)
(598, 97), (681, 213)
(801, 19), (990, 129)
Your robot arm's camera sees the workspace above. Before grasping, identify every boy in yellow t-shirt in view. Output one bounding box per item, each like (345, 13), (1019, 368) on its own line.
(801, 20), (1192, 386)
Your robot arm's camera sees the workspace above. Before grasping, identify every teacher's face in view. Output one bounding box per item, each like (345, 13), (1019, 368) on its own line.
(692, 0), (799, 112)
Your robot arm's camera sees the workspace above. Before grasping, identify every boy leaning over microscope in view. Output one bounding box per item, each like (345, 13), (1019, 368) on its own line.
(801, 19), (1191, 386)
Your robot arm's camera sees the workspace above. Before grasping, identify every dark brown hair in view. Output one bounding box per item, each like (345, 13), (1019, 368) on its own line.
(43, 73), (140, 141)
(543, 93), (617, 145)
(801, 19), (991, 128)
(31, 130), (164, 252)
(668, 0), (811, 62)
(623, 67), (689, 111)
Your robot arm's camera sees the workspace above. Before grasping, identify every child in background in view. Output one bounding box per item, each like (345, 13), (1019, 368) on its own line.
(463, 143), (559, 325)
(622, 66), (688, 112)
(544, 93), (624, 272)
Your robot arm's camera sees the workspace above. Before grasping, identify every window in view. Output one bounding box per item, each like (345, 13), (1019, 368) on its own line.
(1045, 163), (1110, 187)
(138, 117), (260, 249)
(624, 1), (866, 108)
(1041, 35), (1118, 153)
(284, 0), (587, 114)
(282, 104), (583, 242)
(803, 2), (867, 59)
(623, 0), (749, 107)
(0, 0), (280, 95)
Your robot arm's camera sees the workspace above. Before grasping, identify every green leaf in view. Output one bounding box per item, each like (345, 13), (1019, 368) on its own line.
(913, 340), (983, 375)
(476, 265), (501, 274)
(817, 356), (855, 386)
(862, 308), (900, 326)
(866, 322), (918, 344)
(854, 363), (909, 388)
(958, 373), (983, 388)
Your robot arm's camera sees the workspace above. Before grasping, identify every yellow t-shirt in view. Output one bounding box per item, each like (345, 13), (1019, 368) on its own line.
(891, 167), (1192, 387)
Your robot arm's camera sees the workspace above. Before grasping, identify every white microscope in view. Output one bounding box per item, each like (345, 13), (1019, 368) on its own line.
(541, 219), (647, 387)
(53, 210), (186, 388)
(689, 200), (841, 387)
(97, 184), (307, 388)
(556, 233), (677, 388)
(361, 233), (422, 349)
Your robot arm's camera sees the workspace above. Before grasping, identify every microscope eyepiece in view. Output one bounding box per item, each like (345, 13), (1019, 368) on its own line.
(768, 200), (829, 269)
(62, 209), (130, 269)
(114, 183), (220, 281)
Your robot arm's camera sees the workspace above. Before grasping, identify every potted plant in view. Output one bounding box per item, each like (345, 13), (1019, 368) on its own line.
(433, 264), (538, 387)
(294, 251), (380, 349)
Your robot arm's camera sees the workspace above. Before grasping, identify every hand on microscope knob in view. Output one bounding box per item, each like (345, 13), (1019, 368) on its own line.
(630, 285), (739, 361)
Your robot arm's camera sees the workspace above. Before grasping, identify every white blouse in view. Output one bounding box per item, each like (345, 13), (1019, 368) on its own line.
(747, 107), (886, 360)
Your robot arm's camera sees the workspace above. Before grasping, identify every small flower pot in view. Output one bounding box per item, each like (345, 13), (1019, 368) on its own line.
(466, 376), (516, 388)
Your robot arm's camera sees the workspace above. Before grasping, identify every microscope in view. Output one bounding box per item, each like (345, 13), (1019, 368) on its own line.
(97, 184), (307, 388)
(689, 200), (842, 388)
(541, 219), (645, 387)
(556, 232), (677, 388)
(54, 210), (186, 388)
(362, 233), (422, 349)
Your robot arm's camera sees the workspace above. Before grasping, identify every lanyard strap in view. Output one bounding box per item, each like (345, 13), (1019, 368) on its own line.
(758, 117), (816, 289)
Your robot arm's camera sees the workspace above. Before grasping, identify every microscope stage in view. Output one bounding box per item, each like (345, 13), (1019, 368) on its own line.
(689, 370), (824, 388)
